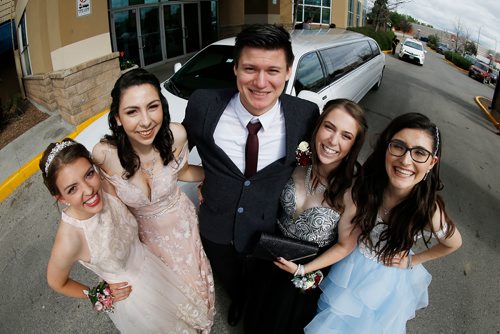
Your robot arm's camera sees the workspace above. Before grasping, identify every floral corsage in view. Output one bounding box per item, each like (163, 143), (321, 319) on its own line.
(83, 281), (114, 313)
(291, 270), (324, 291)
(296, 141), (312, 167)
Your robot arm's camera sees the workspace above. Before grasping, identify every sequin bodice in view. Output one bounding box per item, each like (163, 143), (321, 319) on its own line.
(277, 170), (339, 248)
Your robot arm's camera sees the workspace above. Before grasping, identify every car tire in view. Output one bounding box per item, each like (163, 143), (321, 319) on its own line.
(468, 71), (472, 77)
(372, 68), (384, 91)
(483, 77), (489, 84)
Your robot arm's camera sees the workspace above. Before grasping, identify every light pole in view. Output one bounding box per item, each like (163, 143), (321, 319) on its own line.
(477, 25), (482, 51)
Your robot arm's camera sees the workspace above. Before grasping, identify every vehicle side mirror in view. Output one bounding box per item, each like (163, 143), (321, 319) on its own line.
(424, 50), (428, 53)
(174, 63), (182, 73)
(297, 90), (324, 111)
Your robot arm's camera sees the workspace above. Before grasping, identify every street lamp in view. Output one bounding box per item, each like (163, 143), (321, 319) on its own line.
(477, 25), (482, 50)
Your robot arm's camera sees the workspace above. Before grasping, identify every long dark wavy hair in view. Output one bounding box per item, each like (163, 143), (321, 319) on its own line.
(352, 112), (456, 264)
(39, 138), (93, 196)
(310, 99), (368, 213)
(102, 68), (174, 179)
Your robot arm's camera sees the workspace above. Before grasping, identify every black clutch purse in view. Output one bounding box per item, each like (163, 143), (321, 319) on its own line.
(252, 233), (319, 263)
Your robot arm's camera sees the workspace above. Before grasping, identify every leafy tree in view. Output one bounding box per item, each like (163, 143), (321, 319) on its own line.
(399, 20), (412, 37)
(464, 41), (477, 56)
(370, 0), (390, 32)
(427, 34), (440, 49)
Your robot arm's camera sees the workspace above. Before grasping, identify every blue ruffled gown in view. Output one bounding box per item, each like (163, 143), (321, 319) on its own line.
(305, 220), (443, 334)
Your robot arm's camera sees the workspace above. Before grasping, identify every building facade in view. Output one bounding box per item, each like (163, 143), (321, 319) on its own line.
(12, 0), (366, 125)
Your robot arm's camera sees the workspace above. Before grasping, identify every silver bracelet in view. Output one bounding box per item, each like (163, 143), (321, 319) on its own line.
(294, 264), (305, 276)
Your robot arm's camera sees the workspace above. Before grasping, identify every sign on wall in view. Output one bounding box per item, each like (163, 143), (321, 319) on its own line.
(77, 0), (91, 17)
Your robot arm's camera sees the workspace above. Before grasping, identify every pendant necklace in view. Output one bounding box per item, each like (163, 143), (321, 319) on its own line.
(305, 165), (326, 195)
(140, 155), (157, 178)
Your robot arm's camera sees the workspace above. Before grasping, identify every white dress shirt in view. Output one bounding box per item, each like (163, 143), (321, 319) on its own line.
(213, 93), (286, 174)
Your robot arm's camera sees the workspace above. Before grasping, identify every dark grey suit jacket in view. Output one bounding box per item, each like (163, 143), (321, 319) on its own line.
(183, 89), (319, 253)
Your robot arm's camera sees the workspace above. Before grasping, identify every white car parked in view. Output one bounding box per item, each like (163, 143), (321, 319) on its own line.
(398, 38), (426, 66)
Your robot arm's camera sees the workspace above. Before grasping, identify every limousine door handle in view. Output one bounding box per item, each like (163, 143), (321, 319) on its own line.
(322, 95), (327, 100)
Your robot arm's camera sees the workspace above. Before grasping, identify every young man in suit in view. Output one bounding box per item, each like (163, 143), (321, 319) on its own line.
(183, 24), (320, 327)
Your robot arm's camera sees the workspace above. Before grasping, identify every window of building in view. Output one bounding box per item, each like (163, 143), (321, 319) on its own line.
(347, 0), (354, 27)
(18, 12), (31, 76)
(296, 0), (331, 25)
(356, 1), (361, 27)
(363, 1), (367, 25)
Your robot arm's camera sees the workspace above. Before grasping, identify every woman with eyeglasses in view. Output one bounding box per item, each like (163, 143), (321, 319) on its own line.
(279, 113), (462, 333)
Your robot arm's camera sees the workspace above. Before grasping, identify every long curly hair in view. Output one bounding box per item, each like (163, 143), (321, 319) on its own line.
(352, 112), (456, 264)
(310, 99), (368, 213)
(102, 68), (174, 179)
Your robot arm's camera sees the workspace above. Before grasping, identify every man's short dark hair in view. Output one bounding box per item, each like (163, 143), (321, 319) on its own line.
(234, 24), (294, 68)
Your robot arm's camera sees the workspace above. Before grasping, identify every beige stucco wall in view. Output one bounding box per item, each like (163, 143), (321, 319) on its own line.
(25, 0), (53, 74)
(57, 0), (109, 46)
(18, 0), (111, 74)
(332, 0), (348, 28)
(219, 0), (245, 38)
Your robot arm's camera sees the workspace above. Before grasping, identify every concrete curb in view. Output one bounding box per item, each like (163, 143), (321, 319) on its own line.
(474, 96), (500, 132)
(0, 109), (109, 202)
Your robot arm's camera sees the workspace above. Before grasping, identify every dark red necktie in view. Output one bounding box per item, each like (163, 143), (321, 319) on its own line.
(244, 121), (262, 178)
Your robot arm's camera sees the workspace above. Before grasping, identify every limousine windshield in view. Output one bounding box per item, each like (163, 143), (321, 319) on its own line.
(163, 45), (236, 99)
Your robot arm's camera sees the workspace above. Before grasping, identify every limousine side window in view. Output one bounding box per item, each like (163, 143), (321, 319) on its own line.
(320, 41), (373, 83)
(294, 52), (326, 94)
(368, 40), (381, 56)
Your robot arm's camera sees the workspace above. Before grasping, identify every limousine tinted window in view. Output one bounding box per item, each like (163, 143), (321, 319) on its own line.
(368, 40), (381, 56)
(294, 52), (326, 94)
(320, 41), (374, 83)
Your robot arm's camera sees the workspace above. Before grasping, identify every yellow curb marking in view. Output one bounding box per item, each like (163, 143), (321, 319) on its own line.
(0, 109), (109, 203)
(474, 96), (500, 131)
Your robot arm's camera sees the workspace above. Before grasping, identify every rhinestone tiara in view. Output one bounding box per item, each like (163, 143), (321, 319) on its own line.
(44, 141), (76, 174)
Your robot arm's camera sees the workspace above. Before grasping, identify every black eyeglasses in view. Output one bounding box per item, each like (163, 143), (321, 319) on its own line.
(387, 140), (433, 163)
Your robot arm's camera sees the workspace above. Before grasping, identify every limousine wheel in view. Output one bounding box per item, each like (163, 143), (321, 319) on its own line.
(372, 69), (384, 91)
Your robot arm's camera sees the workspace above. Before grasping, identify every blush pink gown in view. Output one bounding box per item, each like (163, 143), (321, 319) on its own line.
(102, 144), (215, 333)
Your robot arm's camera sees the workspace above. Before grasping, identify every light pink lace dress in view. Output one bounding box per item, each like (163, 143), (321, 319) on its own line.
(62, 192), (212, 333)
(102, 144), (215, 332)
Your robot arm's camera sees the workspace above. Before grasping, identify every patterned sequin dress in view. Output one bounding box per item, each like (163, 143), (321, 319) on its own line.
(62, 192), (212, 333)
(102, 144), (215, 333)
(245, 166), (341, 334)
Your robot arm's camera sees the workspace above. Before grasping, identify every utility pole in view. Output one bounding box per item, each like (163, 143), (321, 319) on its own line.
(477, 25), (482, 50)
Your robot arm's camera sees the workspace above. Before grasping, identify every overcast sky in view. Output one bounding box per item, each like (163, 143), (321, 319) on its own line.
(395, 0), (500, 51)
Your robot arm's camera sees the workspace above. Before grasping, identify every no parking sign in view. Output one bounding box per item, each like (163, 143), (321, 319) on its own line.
(77, 0), (91, 17)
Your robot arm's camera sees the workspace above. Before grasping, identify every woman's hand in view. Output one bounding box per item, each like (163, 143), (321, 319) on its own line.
(274, 257), (299, 274)
(384, 253), (410, 269)
(108, 282), (132, 302)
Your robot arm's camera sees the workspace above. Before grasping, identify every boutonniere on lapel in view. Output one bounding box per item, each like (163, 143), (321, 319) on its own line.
(295, 141), (312, 167)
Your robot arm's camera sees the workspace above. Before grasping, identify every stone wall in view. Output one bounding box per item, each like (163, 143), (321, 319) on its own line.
(23, 52), (120, 125)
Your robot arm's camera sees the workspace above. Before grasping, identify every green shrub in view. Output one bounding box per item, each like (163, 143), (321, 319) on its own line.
(443, 51), (472, 70)
(347, 26), (394, 51)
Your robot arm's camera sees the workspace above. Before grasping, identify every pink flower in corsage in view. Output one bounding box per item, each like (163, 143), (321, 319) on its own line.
(291, 270), (324, 291)
(295, 141), (312, 167)
(83, 281), (114, 313)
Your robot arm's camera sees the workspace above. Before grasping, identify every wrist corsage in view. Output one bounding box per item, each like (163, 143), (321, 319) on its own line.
(291, 270), (324, 291)
(296, 141), (312, 167)
(83, 281), (114, 313)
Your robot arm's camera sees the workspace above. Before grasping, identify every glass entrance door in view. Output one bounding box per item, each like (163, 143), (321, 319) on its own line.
(184, 3), (200, 54)
(138, 7), (162, 66)
(163, 3), (200, 59)
(113, 9), (140, 67)
(163, 4), (183, 58)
